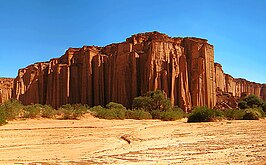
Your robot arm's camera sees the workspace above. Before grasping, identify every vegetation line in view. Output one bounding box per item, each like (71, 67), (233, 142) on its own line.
(0, 90), (265, 125)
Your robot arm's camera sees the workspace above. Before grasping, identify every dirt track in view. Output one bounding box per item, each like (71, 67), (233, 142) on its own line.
(0, 115), (265, 164)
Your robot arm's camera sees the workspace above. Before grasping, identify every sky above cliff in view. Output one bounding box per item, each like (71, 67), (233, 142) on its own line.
(0, 0), (265, 83)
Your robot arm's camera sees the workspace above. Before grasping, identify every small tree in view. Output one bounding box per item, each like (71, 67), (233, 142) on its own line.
(132, 90), (172, 113)
(238, 101), (248, 109)
(244, 95), (263, 108)
(1, 99), (23, 120)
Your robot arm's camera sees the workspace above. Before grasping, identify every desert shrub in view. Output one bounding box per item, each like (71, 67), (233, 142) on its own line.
(150, 110), (163, 119)
(111, 108), (126, 119)
(90, 106), (107, 118)
(125, 109), (152, 120)
(242, 108), (262, 120)
(72, 104), (89, 114)
(149, 107), (185, 121)
(132, 90), (172, 113)
(243, 95), (263, 108)
(238, 101), (248, 109)
(222, 109), (245, 120)
(262, 102), (266, 112)
(173, 106), (187, 117)
(23, 105), (40, 118)
(133, 96), (153, 111)
(250, 108), (265, 117)
(160, 111), (184, 121)
(159, 107), (185, 121)
(58, 104), (88, 120)
(0, 108), (7, 126)
(90, 103), (126, 120)
(95, 108), (126, 119)
(1, 99), (23, 120)
(89, 105), (105, 114)
(187, 107), (223, 122)
(40, 105), (57, 118)
(106, 102), (126, 110)
(90, 99), (185, 121)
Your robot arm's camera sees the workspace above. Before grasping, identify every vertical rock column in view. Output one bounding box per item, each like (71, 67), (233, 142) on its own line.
(261, 85), (266, 101)
(203, 44), (216, 108)
(45, 58), (59, 108)
(214, 63), (225, 92)
(182, 38), (216, 108)
(80, 47), (98, 106)
(0, 78), (14, 103)
(225, 74), (236, 96)
(92, 54), (108, 106)
(177, 53), (192, 112)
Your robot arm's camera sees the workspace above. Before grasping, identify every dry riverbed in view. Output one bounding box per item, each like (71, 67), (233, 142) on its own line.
(0, 114), (265, 164)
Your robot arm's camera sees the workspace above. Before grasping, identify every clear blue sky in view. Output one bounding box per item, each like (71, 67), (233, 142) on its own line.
(0, 0), (265, 83)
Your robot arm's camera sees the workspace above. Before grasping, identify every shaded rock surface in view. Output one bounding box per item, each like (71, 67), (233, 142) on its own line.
(10, 32), (266, 110)
(0, 78), (14, 103)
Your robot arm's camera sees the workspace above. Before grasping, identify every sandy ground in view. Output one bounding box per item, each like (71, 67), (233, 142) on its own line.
(0, 115), (266, 165)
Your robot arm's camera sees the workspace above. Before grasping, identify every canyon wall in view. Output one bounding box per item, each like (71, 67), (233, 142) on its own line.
(11, 32), (266, 110)
(214, 63), (264, 98)
(0, 78), (14, 103)
(214, 63), (265, 109)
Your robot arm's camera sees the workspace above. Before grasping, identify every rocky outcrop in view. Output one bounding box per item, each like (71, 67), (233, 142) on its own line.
(0, 78), (14, 103)
(214, 63), (265, 109)
(11, 32), (266, 110)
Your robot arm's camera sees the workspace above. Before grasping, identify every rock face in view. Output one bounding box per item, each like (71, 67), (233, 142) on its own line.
(214, 63), (265, 109)
(11, 32), (266, 110)
(0, 78), (14, 103)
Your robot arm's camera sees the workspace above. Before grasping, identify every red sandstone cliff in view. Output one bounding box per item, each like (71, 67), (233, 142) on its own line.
(214, 63), (265, 109)
(11, 32), (266, 110)
(0, 78), (14, 103)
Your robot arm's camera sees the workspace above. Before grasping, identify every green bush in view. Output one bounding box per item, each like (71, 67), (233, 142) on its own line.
(254, 107), (265, 117)
(242, 108), (262, 120)
(95, 108), (126, 120)
(157, 107), (185, 121)
(150, 107), (185, 121)
(58, 104), (88, 120)
(90, 103), (126, 120)
(187, 107), (223, 122)
(23, 104), (42, 118)
(243, 95), (263, 108)
(238, 101), (248, 109)
(40, 105), (57, 118)
(0, 108), (7, 126)
(222, 109), (245, 120)
(131, 91), (187, 121)
(221, 108), (264, 120)
(106, 102), (126, 110)
(132, 90), (172, 113)
(262, 102), (266, 112)
(125, 109), (152, 120)
(173, 106), (187, 117)
(1, 99), (23, 120)
(150, 110), (163, 119)
(160, 110), (184, 121)
(89, 105), (104, 115)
